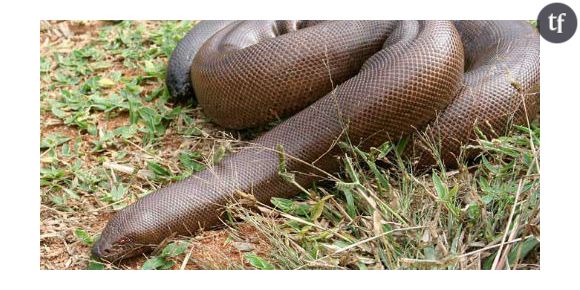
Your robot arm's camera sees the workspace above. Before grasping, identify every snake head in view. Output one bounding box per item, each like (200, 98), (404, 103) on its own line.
(91, 233), (144, 263)
(91, 204), (163, 262)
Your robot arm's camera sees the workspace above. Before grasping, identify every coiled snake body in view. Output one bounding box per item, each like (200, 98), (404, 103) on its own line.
(93, 21), (539, 261)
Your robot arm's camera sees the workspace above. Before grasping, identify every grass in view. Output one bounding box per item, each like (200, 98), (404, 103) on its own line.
(40, 20), (540, 270)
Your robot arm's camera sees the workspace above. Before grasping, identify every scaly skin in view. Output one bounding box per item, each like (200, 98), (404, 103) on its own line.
(93, 21), (539, 262)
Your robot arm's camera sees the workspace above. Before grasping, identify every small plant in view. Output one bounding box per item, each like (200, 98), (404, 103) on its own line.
(142, 242), (189, 270)
(244, 253), (275, 270)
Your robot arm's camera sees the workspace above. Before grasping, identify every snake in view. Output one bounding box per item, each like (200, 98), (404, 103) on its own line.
(92, 21), (540, 262)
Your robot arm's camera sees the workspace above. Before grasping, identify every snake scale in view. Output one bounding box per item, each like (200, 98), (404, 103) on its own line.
(92, 20), (540, 262)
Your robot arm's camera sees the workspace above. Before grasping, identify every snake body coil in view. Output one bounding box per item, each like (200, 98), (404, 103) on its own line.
(93, 21), (539, 261)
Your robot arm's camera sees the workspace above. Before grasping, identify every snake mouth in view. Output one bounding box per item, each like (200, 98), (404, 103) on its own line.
(91, 243), (103, 259)
(91, 241), (121, 262)
(91, 238), (152, 263)
(90, 237), (122, 262)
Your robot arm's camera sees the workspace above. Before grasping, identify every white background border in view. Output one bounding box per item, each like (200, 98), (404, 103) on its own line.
(1, 0), (578, 288)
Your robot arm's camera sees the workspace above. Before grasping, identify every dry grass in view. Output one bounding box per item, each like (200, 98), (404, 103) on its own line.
(40, 20), (539, 270)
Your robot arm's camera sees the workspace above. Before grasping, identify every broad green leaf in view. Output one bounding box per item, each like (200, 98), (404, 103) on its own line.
(75, 228), (93, 245)
(338, 186), (356, 218)
(98, 77), (115, 88)
(310, 197), (327, 221)
(432, 173), (447, 200)
(161, 242), (188, 257)
(142, 256), (174, 270)
(40, 134), (70, 149)
(50, 195), (66, 206)
(271, 197), (310, 217)
(87, 261), (105, 270)
(110, 184), (127, 201)
(179, 152), (206, 172)
(147, 161), (171, 177)
(507, 237), (540, 266)
(244, 253), (274, 270)
(63, 188), (80, 200)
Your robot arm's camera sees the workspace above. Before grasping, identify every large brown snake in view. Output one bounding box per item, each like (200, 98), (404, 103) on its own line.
(92, 21), (539, 262)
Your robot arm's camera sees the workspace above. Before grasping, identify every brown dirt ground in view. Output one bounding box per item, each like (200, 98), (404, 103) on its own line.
(40, 20), (270, 270)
